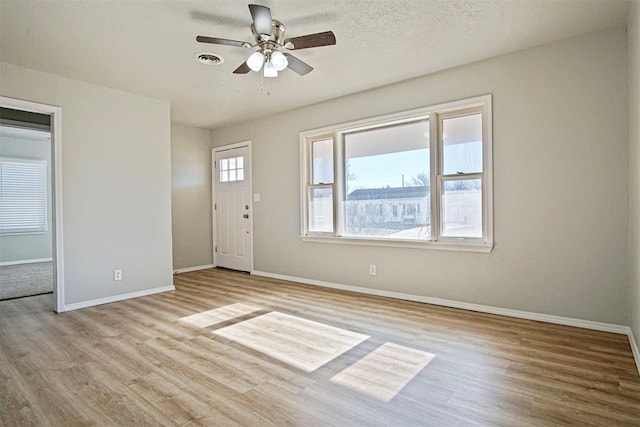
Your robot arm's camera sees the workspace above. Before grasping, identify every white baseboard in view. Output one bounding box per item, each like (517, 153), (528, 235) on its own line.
(251, 270), (630, 335)
(62, 285), (175, 312)
(0, 258), (53, 267)
(629, 330), (640, 376)
(173, 264), (214, 274)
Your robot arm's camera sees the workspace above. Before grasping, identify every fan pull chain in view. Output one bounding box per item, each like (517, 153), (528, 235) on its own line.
(259, 72), (272, 96)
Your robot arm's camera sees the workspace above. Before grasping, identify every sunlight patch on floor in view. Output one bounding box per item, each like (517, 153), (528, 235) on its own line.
(330, 342), (436, 402)
(179, 303), (261, 328)
(213, 311), (369, 372)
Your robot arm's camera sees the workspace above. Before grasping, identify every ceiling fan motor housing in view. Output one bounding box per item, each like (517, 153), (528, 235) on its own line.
(251, 19), (286, 45)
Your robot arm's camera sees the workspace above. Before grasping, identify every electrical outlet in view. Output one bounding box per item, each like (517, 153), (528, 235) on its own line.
(114, 269), (122, 281)
(369, 264), (376, 276)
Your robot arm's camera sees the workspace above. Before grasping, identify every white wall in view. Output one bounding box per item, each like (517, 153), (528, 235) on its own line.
(171, 124), (213, 270)
(0, 62), (174, 305)
(0, 132), (52, 263)
(211, 29), (629, 325)
(628, 1), (640, 349)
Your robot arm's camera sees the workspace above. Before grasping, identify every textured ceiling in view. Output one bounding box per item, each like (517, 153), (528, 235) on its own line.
(0, 0), (629, 129)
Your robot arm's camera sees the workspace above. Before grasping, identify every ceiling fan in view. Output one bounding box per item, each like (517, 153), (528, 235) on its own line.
(196, 4), (336, 78)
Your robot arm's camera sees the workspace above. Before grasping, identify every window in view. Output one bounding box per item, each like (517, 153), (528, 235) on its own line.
(300, 95), (492, 251)
(219, 156), (244, 182)
(0, 157), (48, 235)
(308, 138), (334, 233)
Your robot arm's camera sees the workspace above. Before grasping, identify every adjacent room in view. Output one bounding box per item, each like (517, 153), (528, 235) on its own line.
(1, 0), (639, 425)
(0, 108), (54, 300)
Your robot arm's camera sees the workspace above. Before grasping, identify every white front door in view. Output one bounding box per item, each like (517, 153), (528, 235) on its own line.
(214, 145), (252, 272)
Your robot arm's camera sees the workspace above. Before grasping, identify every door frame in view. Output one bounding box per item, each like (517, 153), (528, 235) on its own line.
(211, 140), (253, 272)
(0, 96), (65, 312)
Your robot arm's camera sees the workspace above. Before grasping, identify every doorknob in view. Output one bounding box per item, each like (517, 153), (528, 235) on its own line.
(243, 214), (249, 218)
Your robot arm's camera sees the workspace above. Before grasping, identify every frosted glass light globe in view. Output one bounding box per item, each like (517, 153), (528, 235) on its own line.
(270, 51), (288, 71)
(263, 61), (278, 77)
(247, 51), (264, 72)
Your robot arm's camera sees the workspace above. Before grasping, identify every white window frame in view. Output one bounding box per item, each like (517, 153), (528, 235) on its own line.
(299, 95), (493, 252)
(306, 135), (335, 234)
(0, 156), (48, 235)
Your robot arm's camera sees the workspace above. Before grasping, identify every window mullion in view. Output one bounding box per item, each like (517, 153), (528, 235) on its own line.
(430, 112), (440, 242)
(335, 132), (344, 236)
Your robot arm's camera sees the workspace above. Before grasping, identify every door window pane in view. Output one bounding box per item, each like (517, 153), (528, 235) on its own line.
(441, 179), (482, 238)
(442, 113), (482, 175)
(309, 187), (333, 232)
(219, 156), (244, 183)
(344, 119), (431, 240)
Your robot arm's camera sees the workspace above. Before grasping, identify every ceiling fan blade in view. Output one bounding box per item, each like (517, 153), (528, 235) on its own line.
(248, 4), (273, 36)
(196, 36), (251, 48)
(284, 53), (313, 76)
(233, 61), (252, 74)
(284, 31), (336, 50)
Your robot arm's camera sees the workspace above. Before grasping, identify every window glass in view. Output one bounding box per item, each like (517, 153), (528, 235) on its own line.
(309, 187), (333, 232)
(442, 113), (482, 175)
(441, 179), (482, 238)
(312, 139), (333, 184)
(344, 119), (430, 240)
(219, 156), (244, 183)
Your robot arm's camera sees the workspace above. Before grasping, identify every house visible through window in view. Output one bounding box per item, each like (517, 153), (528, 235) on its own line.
(0, 157), (48, 235)
(300, 95), (493, 251)
(345, 119), (430, 239)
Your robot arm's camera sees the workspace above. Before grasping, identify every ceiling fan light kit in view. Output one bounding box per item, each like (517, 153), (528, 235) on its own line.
(196, 3), (336, 81)
(246, 50), (287, 77)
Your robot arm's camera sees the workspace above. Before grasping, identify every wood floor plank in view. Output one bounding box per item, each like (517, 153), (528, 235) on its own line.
(1, 268), (639, 426)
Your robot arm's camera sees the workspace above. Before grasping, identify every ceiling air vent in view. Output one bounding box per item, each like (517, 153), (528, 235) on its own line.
(194, 52), (224, 65)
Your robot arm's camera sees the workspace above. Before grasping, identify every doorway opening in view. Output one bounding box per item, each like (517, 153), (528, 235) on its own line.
(0, 97), (64, 312)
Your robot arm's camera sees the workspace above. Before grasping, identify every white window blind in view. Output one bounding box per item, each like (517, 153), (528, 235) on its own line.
(0, 158), (48, 235)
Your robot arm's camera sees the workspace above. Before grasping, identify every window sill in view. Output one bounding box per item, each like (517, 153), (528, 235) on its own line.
(299, 235), (493, 253)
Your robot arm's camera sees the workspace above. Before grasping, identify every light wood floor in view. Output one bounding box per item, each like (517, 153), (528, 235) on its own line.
(1, 268), (639, 426)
